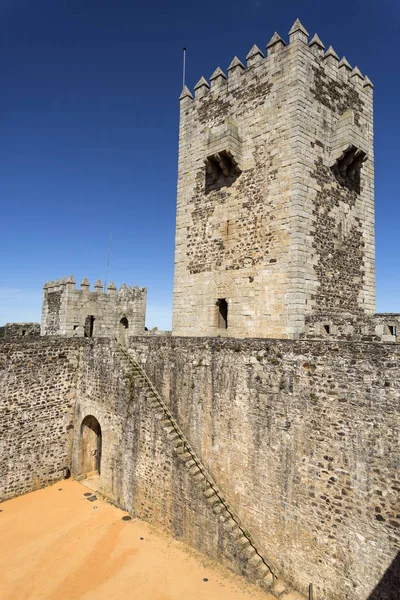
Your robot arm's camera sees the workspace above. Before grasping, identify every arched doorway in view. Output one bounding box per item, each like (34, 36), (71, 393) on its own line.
(119, 316), (129, 344)
(81, 415), (102, 477)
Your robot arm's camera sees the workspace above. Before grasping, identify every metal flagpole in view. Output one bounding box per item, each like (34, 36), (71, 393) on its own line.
(104, 234), (112, 292)
(183, 47), (187, 88)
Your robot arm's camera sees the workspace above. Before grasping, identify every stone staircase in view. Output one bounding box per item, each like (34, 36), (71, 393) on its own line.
(114, 341), (305, 600)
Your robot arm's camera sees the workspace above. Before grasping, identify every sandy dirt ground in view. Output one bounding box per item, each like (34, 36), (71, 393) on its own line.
(0, 480), (273, 600)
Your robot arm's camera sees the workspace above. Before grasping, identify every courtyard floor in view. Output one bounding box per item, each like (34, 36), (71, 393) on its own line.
(0, 479), (272, 600)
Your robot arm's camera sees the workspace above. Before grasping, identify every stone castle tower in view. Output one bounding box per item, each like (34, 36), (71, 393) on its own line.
(172, 19), (375, 339)
(41, 276), (147, 339)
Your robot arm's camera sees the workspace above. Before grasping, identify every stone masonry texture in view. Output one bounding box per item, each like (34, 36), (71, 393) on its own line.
(41, 276), (146, 339)
(0, 19), (398, 600)
(3, 322), (40, 338)
(0, 338), (79, 500)
(172, 25), (375, 338)
(1, 334), (399, 600)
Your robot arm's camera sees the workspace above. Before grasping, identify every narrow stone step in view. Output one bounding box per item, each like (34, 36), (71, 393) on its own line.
(185, 459), (196, 469)
(192, 471), (206, 483)
(205, 496), (220, 507)
(168, 430), (180, 441)
(213, 504), (228, 517)
(218, 510), (231, 523)
(223, 518), (237, 532)
(172, 438), (184, 448)
(256, 563), (271, 578)
(229, 526), (243, 541)
(203, 487), (217, 499)
(248, 553), (263, 568)
(164, 425), (176, 434)
(236, 536), (251, 550)
(241, 544), (257, 559)
(260, 571), (274, 589)
(178, 452), (192, 463)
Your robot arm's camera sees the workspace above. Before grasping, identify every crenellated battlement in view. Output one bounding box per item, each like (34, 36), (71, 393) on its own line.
(43, 275), (146, 298)
(180, 18), (373, 109)
(41, 274), (147, 338)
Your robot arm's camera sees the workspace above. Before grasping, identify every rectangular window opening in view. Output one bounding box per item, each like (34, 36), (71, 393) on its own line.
(323, 324), (330, 335)
(217, 299), (228, 329)
(84, 316), (95, 338)
(388, 325), (396, 336)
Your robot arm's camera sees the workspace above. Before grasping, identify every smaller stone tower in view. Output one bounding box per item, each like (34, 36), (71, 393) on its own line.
(41, 275), (147, 339)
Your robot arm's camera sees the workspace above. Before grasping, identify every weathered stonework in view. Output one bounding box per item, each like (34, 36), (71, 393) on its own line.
(172, 23), (375, 338)
(303, 312), (400, 342)
(3, 322), (40, 338)
(41, 275), (146, 339)
(1, 334), (398, 600)
(0, 338), (79, 500)
(0, 18), (398, 600)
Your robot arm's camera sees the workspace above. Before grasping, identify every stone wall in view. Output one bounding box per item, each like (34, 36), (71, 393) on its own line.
(302, 313), (400, 343)
(3, 322), (40, 338)
(0, 338), (79, 501)
(70, 339), (247, 584)
(1, 335), (398, 599)
(127, 336), (399, 600)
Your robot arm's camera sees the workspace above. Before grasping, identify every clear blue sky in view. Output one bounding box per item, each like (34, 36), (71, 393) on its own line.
(0, 0), (399, 329)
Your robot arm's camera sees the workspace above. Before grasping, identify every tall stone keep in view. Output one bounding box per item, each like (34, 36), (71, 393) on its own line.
(172, 20), (375, 338)
(41, 276), (147, 339)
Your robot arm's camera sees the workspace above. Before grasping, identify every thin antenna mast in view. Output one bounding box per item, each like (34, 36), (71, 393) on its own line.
(182, 47), (187, 88)
(104, 234), (112, 292)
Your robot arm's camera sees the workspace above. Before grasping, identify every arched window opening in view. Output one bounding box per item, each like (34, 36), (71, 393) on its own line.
(119, 317), (129, 344)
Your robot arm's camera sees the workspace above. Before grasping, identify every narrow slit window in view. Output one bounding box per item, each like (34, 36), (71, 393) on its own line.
(84, 315), (95, 338)
(323, 324), (330, 335)
(217, 299), (228, 329)
(388, 325), (396, 336)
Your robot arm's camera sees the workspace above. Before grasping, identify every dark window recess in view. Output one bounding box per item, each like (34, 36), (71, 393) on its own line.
(21, 330), (26, 336)
(217, 299), (228, 329)
(323, 324), (330, 335)
(332, 145), (366, 192)
(205, 151), (241, 193)
(120, 317), (129, 329)
(84, 315), (95, 338)
(388, 325), (397, 336)
(73, 325), (79, 331)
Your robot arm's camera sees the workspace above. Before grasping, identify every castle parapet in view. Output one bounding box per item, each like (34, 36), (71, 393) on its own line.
(179, 18), (373, 106)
